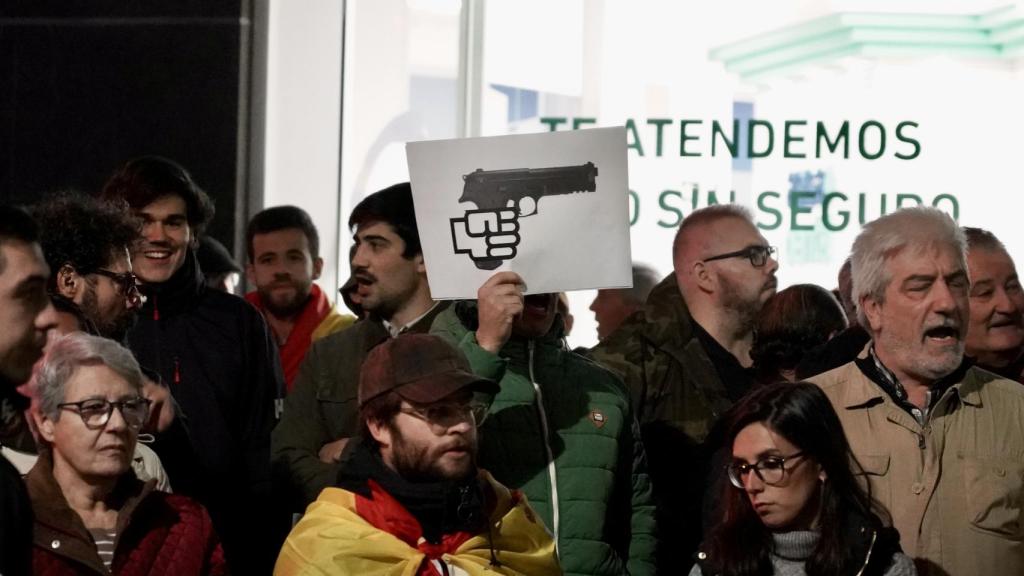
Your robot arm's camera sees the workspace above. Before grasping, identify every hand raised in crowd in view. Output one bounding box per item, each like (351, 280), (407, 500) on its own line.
(318, 437), (350, 463)
(141, 376), (176, 433)
(476, 271), (526, 354)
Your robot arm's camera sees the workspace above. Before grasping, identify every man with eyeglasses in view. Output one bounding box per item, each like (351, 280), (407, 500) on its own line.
(591, 204), (779, 569)
(102, 156), (286, 575)
(275, 334), (560, 575)
(31, 193), (143, 344)
(7, 193), (183, 492)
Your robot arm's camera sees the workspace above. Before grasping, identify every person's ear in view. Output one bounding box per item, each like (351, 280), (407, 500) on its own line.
(312, 257), (324, 281)
(693, 261), (715, 293)
(56, 264), (83, 300)
(34, 411), (56, 444)
(245, 262), (257, 286)
(862, 295), (883, 332)
(366, 418), (392, 450)
(414, 253), (426, 275)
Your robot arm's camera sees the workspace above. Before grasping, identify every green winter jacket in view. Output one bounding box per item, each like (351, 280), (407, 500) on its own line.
(431, 302), (657, 576)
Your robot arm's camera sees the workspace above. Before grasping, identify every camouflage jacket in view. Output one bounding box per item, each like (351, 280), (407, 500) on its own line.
(590, 273), (734, 440)
(589, 273), (737, 567)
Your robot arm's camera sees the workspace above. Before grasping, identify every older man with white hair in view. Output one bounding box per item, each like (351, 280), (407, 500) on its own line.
(810, 207), (1024, 576)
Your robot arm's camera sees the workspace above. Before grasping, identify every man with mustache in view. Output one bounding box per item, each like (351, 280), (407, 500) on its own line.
(963, 227), (1024, 382)
(810, 208), (1024, 576)
(431, 274), (657, 576)
(590, 204), (779, 568)
(272, 183), (448, 510)
(244, 205), (355, 392)
(101, 156), (286, 575)
(0, 205), (59, 576)
(275, 334), (559, 575)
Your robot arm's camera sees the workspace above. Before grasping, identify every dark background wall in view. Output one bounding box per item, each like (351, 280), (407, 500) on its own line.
(0, 0), (263, 253)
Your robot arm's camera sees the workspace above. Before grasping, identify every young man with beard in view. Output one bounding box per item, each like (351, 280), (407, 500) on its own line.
(101, 156), (286, 575)
(809, 208), (1024, 576)
(0, 205), (59, 576)
(590, 204), (779, 569)
(245, 205), (355, 392)
(272, 183), (448, 510)
(431, 273), (657, 576)
(963, 227), (1024, 382)
(275, 334), (559, 575)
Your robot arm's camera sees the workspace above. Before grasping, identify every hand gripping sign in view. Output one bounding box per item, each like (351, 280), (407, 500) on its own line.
(449, 162), (598, 269)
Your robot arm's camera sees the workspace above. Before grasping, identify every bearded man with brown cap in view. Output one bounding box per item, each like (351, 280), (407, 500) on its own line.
(274, 334), (560, 576)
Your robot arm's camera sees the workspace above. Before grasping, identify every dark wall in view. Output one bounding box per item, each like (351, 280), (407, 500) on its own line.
(0, 0), (258, 251)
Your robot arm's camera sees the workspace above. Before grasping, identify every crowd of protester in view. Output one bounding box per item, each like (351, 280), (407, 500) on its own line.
(3, 154), (1024, 576)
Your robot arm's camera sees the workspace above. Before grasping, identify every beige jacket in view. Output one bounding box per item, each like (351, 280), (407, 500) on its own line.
(811, 352), (1024, 576)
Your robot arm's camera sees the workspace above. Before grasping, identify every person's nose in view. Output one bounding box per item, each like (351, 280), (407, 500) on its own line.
(143, 221), (167, 244)
(743, 469), (765, 493)
(931, 280), (957, 313)
(105, 404), (130, 433)
(351, 243), (370, 270)
(35, 299), (59, 333)
(993, 287), (1018, 315)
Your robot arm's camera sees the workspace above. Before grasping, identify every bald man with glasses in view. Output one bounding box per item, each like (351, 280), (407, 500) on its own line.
(591, 204), (780, 570)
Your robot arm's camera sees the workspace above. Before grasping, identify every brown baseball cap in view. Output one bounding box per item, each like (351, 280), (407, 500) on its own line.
(358, 334), (498, 406)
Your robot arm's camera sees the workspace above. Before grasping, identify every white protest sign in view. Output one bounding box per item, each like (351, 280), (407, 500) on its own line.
(406, 127), (631, 299)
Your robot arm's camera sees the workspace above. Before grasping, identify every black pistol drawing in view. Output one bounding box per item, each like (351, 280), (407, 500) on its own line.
(451, 162), (599, 270)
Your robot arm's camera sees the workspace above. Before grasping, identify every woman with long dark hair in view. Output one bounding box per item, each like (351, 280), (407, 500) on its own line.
(690, 382), (915, 576)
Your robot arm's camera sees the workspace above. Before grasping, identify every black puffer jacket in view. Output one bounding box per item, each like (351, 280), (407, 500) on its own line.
(127, 249), (285, 575)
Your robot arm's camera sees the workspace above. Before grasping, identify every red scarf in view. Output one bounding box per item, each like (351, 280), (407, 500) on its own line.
(246, 284), (332, 392)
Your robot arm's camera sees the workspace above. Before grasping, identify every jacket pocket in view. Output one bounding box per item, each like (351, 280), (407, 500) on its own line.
(962, 456), (1024, 539)
(853, 453), (892, 509)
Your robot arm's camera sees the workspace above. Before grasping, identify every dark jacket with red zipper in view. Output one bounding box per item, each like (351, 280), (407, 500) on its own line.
(26, 451), (227, 576)
(126, 249), (285, 575)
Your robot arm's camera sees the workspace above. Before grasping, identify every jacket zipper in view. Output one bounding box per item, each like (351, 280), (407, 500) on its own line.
(529, 340), (560, 554)
(855, 529), (878, 576)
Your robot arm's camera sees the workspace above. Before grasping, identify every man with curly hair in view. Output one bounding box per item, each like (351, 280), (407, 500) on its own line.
(31, 192), (143, 342)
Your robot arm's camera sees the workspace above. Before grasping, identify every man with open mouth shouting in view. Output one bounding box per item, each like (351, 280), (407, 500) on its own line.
(809, 207), (1024, 576)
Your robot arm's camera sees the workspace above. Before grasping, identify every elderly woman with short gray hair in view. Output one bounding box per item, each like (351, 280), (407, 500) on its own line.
(26, 332), (226, 575)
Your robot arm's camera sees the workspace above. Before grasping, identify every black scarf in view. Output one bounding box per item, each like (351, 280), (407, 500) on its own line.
(336, 434), (486, 544)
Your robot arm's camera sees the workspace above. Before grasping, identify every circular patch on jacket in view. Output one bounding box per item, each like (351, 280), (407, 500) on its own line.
(589, 409), (607, 428)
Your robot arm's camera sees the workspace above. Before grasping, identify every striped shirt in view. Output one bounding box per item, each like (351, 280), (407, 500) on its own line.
(89, 528), (117, 572)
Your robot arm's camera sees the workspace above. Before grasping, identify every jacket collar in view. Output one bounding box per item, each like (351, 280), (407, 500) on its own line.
(26, 449), (156, 572)
(843, 342), (980, 409)
(634, 273), (695, 351)
(138, 248), (205, 318)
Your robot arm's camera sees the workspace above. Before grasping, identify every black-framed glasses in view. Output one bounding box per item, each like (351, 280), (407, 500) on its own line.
(703, 245), (778, 268)
(400, 400), (490, 435)
(92, 269), (144, 307)
(57, 397), (152, 430)
(727, 452), (806, 488)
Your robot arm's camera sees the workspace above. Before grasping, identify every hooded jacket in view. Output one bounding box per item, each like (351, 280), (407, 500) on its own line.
(26, 451), (225, 576)
(127, 249), (285, 574)
(274, 437), (560, 576)
(431, 301), (657, 576)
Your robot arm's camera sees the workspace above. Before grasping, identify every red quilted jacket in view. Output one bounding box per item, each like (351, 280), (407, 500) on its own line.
(26, 452), (227, 575)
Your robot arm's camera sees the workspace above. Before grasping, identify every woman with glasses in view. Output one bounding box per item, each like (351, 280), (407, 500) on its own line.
(691, 382), (915, 576)
(24, 332), (225, 575)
